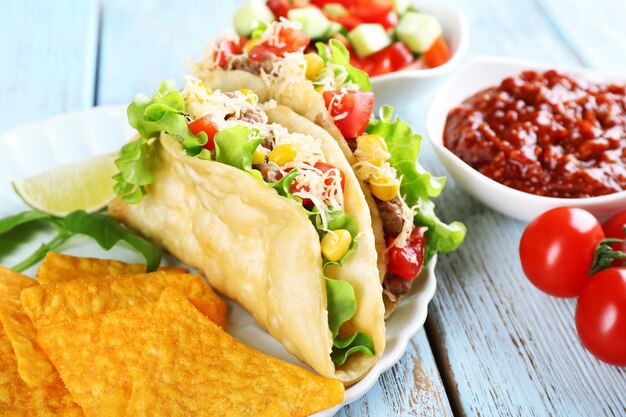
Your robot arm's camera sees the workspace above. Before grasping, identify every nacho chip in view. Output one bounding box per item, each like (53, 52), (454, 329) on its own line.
(37, 252), (187, 284)
(21, 271), (226, 328)
(37, 303), (155, 417)
(0, 320), (83, 416)
(125, 288), (344, 417)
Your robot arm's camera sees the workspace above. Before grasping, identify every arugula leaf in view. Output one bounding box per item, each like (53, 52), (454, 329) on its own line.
(214, 126), (264, 172)
(315, 40), (372, 91)
(0, 210), (161, 273)
(367, 106), (466, 261)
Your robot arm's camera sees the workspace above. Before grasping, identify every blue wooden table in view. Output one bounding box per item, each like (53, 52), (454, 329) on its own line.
(1, 1), (625, 416)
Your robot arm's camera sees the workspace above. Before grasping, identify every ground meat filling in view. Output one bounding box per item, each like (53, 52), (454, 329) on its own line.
(228, 55), (274, 76)
(385, 273), (413, 298)
(375, 197), (404, 237)
(254, 160), (282, 183)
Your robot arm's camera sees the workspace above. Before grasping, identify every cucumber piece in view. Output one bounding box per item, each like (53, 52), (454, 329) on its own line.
(348, 24), (392, 57)
(233, 0), (275, 37)
(396, 12), (442, 53)
(287, 7), (332, 40)
(323, 3), (349, 19)
(391, 0), (410, 14)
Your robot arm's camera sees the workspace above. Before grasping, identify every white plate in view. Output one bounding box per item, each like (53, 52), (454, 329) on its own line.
(0, 106), (437, 416)
(370, 0), (470, 108)
(427, 55), (626, 222)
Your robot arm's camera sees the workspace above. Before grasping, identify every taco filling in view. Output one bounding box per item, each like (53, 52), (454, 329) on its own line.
(113, 77), (376, 367)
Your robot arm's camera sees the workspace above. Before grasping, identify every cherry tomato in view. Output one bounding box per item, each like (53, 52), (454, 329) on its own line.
(249, 26), (310, 61)
(290, 162), (346, 208)
(519, 207), (605, 297)
(213, 39), (243, 69)
(602, 210), (626, 267)
(188, 115), (218, 150)
(575, 267), (626, 366)
(386, 228), (426, 280)
(422, 36), (451, 68)
(322, 90), (375, 139)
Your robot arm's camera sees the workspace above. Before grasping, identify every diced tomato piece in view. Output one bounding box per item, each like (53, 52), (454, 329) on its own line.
(249, 26), (310, 62)
(336, 14), (363, 31)
(386, 42), (414, 69)
(351, 1), (396, 29)
(349, 42), (412, 76)
(213, 39), (244, 68)
(311, 0), (354, 7)
(423, 36), (451, 68)
(290, 162), (346, 208)
(322, 90), (375, 139)
(266, 0), (292, 18)
(386, 228), (426, 280)
(188, 115), (219, 150)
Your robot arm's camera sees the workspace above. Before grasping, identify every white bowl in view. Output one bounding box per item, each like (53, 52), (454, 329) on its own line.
(370, 0), (470, 108)
(426, 55), (626, 223)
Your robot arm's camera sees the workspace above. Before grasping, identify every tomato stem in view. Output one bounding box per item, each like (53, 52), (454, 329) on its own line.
(590, 238), (626, 275)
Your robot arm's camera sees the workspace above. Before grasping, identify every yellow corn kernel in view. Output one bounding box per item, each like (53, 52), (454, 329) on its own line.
(268, 144), (298, 166)
(369, 175), (399, 202)
(304, 53), (325, 81)
(238, 88), (257, 104)
(315, 85), (325, 92)
(321, 229), (352, 262)
(356, 134), (389, 166)
(251, 147), (265, 165)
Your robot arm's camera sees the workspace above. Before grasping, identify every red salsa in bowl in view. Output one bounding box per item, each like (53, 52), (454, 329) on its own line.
(443, 70), (626, 198)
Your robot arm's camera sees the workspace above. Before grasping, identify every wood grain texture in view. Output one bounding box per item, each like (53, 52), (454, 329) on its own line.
(536, 0), (626, 73)
(337, 330), (454, 417)
(0, 0), (99, 131)
(96, 0), (248, 105)
(414, 1), (626, 416)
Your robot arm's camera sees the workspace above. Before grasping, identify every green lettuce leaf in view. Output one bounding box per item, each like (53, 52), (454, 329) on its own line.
(325, 277), (375, 365)
(367, 106), (466, 261)
(214, 126), (264, 171)
(315, 39), (372, 91)
(311, 208), (359, 266)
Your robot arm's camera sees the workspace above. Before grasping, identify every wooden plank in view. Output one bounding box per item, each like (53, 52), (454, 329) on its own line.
(96, 0), (247, 105)
(96, 1), (454, 415)
(0, 0), (99, 131)
(337, 330), (454, 417)
(414, 1), (626, 415)
(536, 0), (626, 72)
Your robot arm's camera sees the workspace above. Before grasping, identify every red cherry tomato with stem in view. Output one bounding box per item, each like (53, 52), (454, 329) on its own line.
(575, 267), (626, 366)
(602, 210), (626, 267)
(188, 115), (219, 150)
(519, 207), (605, 297)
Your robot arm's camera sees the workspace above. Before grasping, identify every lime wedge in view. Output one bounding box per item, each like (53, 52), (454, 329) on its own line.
(12, 153), (119, 216)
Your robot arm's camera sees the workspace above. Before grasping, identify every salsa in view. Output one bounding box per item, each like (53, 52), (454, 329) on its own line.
(444, 70), (626, 198)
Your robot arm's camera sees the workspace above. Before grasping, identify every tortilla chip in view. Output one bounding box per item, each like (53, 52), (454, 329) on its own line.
(0, 267), (82, 416)
(21, 271), (226, 329)
(37, 252), (187, 284)
(125, 288), (344, 417)
(37, 303), (155, 417)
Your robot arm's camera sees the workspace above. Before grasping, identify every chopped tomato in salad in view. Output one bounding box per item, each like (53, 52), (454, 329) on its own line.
(323, 90), (375, 139)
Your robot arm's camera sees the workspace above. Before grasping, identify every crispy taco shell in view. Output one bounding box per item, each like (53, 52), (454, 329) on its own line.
(109, 105), (385, 384)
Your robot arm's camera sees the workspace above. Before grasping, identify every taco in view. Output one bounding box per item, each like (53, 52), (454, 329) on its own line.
(107, 78), (385, 384)
(191, 21), (466, 316)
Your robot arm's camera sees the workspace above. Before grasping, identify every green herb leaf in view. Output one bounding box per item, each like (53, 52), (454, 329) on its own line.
(0, 211), (56, 235)
(214, 126), (264, 171)
(367, 106), (466, 261)
(330, 332), (375, 366)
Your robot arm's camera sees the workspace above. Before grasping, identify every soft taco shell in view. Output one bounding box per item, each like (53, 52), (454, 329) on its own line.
(201, 68), (392, 313)
(108, 105), (384, 384)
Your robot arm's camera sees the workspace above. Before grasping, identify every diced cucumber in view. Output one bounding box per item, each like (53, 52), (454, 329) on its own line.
(323, 3), (349, 19)
(233, 0), (275, 37)
(348, 24), (392, 57)
(396, 12), (442, 53)
(391, 0), (410, 14)
(287, 7), (332, 40)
